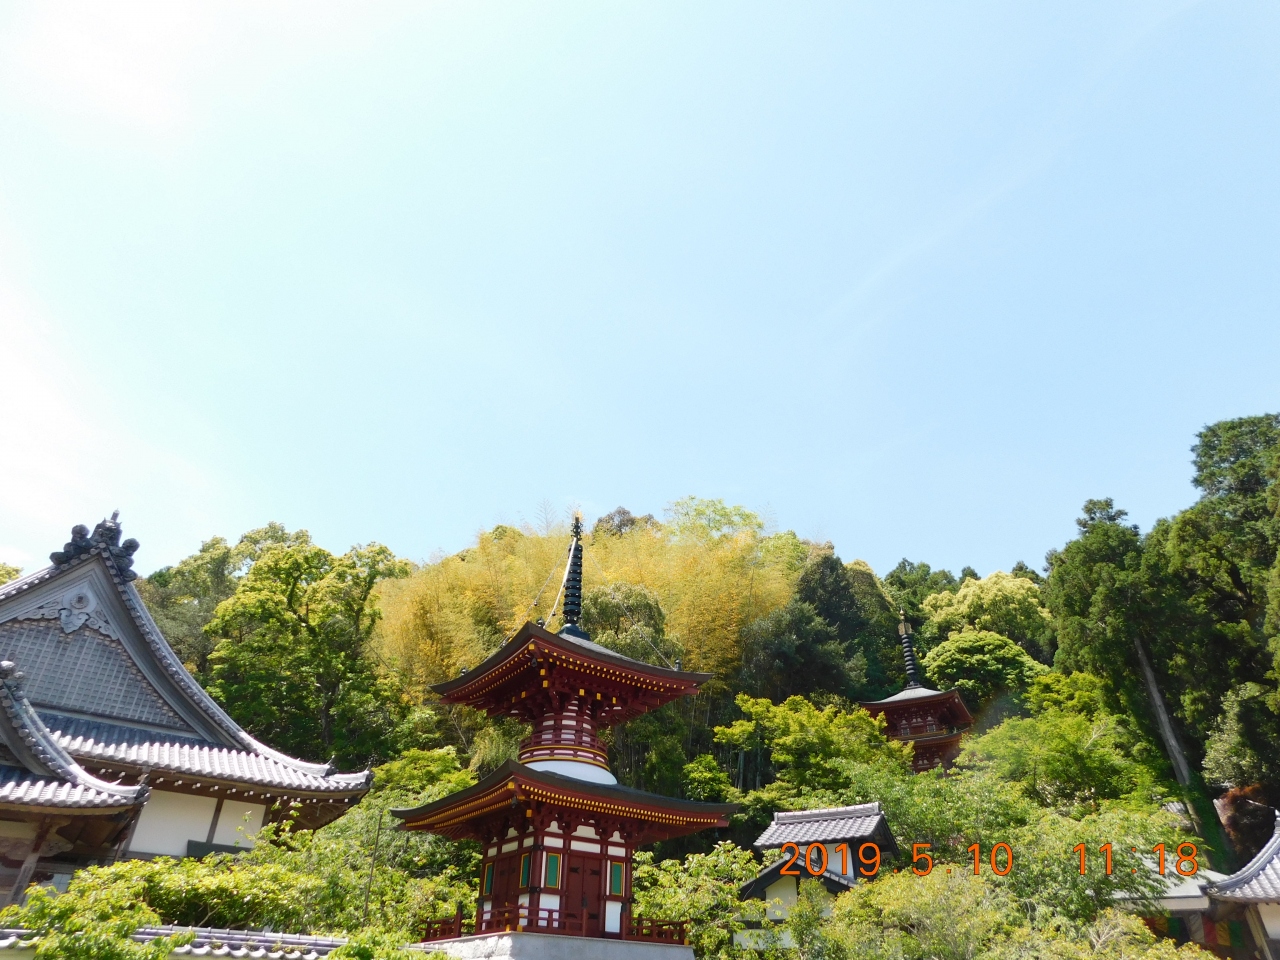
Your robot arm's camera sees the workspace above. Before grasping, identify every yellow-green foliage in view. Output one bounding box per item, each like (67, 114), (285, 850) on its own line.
(823, 871), (1203, 960)
(375, 499), (810, 686)
(922, 570), (1051, 656)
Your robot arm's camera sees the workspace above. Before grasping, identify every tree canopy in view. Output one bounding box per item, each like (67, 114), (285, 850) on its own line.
(85, 413), (1280, 958)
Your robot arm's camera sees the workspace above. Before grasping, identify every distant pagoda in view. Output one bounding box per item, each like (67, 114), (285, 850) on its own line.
(394, 517), (735, 946)
(859, 612), (972, 772)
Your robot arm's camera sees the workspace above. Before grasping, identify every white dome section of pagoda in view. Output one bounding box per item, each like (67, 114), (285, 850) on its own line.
(524, 758), (618, 784)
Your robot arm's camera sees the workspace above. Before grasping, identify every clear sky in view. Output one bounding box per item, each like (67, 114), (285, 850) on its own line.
(2, 2), (1277, 579)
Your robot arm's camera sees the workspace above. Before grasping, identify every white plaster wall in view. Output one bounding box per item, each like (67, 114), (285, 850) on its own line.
(128, 790), (218, 857)
(764, 876), (797, 920)
(211, 799), (265, 848)
(605, 901), (622, 933)
(1258, 903), (1280, 940)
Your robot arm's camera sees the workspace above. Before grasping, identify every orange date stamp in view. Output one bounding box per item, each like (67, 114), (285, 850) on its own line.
(776, 841), (1199, 878)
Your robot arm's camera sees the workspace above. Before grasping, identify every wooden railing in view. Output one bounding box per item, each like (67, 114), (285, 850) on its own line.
(627, 918), (689, 944)
(417, 910), (470, 942)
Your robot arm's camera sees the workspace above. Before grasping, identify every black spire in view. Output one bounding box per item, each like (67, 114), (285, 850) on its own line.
(558, 515), (588, 640)
(898, 610), (922, 688)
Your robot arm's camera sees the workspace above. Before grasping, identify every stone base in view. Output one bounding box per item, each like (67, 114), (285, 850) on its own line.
(413, 932), (694, 960)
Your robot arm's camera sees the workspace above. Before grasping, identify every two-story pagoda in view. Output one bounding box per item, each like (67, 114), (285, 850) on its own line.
(394, 518), (736, 950)
(859, 613), (972, 772)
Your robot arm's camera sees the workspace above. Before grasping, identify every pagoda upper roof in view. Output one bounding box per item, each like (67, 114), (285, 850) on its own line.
(0, 516), (372, 809)
(391, 759), (736, 844)
(860, 684), (974, 724)
(431, 620), (712, 710)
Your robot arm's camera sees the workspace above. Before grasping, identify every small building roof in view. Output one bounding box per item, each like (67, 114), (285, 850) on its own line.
(753, 803), (899, 857)
(392, 759), (736, 845)
(1208, 813), (1280, 903)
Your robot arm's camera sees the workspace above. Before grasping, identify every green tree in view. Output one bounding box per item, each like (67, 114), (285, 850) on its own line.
(631, 842), (766, 960)
(922, 572), (1053, 660)
(1202, 683), (1280, 790)
(0, 870), (193, 959)
(794, 553), (902, 697)
(0, 563), (20, 586)
(738, 600), (865, 701)
(207, 541), (411, 767)
(715, 694), (909, 795)
(883, 559), (960, 630)
(137, 523), (307, 677)
(581, 582), (679, 666)
(665, 497), (764, 542)
(963, 709), (1161, 813)
(922, 630), (1045, 715)
(682, 753), (735, 802)
(1044, 500), (1196, 785)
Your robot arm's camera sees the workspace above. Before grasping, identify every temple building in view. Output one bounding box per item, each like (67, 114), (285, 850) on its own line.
(1203, 813), (1280, 960)
(0, 514), (372, 899)
(859, 613), (972, 772)
(394, 518), (736, 953)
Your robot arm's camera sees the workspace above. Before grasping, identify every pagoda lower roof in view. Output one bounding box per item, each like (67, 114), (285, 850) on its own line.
(391, 760), (736, 844)
(431, 621), (712, 715)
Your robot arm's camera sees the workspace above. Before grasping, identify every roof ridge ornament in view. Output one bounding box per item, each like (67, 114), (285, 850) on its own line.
(898, 609), (922, 688)
(49, 510), (140, 581)
(558, 514), (587, 640)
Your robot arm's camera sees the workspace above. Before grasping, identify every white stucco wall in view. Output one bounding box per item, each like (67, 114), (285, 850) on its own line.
(764, 876), (797, 920)
(1258, 903), (1280, 940)
(211, 799), (265, 847)
(128, 790), (218, 857)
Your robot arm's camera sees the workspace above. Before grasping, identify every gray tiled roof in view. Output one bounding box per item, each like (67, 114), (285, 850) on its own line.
(0, 661), (146, 811)
(754, 803), (888, 849)
(37, 715), (366, 795)
(0, 926), (348, 957)
(1208, 813), (1280, 902)
(40, 713), (213, 750)
(0, 765), (139, 810)
(51, 731), (370, 795)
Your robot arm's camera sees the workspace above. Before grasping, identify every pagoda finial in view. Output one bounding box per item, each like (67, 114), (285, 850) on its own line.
(898, 609), (922, 688)
(559, 514), (587, 639)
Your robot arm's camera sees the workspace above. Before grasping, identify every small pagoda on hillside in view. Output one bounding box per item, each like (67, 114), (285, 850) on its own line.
(859, 613), (972, 772)
(394, 518), (736, 948)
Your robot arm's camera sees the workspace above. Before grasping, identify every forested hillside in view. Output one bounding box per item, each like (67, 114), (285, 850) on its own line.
(6, 413), (1277, 959)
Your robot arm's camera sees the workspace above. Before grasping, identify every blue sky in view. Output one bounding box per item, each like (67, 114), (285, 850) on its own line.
(1, 1), (1277, 579)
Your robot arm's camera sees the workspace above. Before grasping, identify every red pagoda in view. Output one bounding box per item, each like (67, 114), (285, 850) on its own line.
(394, 518), (735, 949)
(859, 613), (972, 772)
